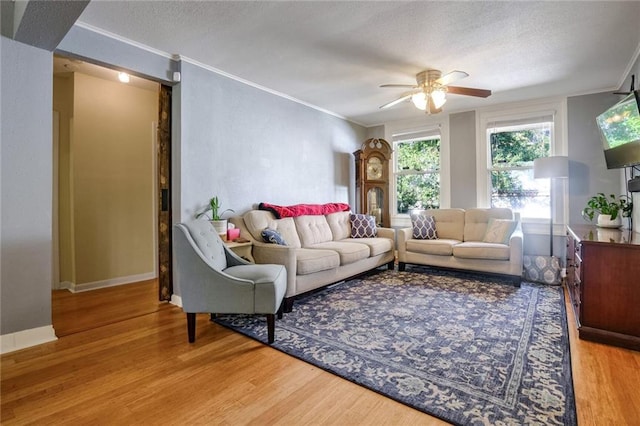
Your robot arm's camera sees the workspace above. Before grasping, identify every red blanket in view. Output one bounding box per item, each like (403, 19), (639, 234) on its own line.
(259, 202), (350, 218)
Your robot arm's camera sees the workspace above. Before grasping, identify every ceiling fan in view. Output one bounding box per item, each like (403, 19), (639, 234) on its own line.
(379, 69), (491, 114)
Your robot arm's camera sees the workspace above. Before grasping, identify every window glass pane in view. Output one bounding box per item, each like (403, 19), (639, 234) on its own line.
(490, 127), (550, 168)
(397, 139), (440, 171)
(396, 173), (440, 214)
(490, 169), (549, 218)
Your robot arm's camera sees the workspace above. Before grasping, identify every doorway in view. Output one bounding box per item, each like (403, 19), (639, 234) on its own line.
(52, 56), (172, 336)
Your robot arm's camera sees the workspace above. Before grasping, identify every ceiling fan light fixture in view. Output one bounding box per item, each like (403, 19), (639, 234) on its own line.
(411, 92), (427, 110)
(431, 89), (447, 109)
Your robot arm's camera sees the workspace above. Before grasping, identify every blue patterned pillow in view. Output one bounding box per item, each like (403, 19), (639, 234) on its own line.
(411, 214), (437, 239)
(261, 228), (287, 245)
(350, 214), (377, 238)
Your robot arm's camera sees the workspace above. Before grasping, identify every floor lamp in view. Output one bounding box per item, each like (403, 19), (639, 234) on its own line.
(533, 156), (569, 257)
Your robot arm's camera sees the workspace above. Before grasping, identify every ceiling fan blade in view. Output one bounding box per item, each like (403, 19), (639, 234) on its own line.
(380, 84), (418, 88)
(446, 86), (492, 98)
(379, 91), (417, 109)
(435, 70), (468, 86)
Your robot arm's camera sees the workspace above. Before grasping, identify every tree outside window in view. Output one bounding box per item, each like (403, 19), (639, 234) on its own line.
(489, 123), (551, 218)
(395, 138), (440, 214)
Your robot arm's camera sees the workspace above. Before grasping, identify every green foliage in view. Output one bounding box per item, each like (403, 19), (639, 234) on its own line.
(490, 130), (549, 168)
(396, 139), (440, 213)
(196, 196), (234, 220)
(490, 128), (550, 209)
(582, 193), (633, 221)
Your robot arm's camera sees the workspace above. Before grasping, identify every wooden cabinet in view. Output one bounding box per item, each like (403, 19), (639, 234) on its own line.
(566, 225), (640, 351)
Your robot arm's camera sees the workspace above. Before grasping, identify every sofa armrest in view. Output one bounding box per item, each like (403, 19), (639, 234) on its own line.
(508, 222), (524, 274)
(376, 227), (396, 248)
(397, 227), (413, 258)
(252, 242), (298, 296)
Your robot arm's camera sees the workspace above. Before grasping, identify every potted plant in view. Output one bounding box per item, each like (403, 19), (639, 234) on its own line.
(581, 193), (633, 228)
(196, 196), (235, 236)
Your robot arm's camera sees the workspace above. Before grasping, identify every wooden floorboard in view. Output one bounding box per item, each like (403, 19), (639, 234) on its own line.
(51, 279), (171, 337)
(2, 282), (639, 424)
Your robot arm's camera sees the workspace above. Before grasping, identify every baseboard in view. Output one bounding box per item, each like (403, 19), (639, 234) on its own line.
(171, 294), (182, 307)
(1, 325), (57, 354)
(69, 272), (156, 293)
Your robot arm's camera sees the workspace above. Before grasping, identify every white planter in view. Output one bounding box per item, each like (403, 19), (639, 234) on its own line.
(210, 219), (228, 238)
(596, 214), (621, 228)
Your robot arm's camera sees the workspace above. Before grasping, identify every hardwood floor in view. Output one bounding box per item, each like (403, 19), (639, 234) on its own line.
(52, 279), (171, 337)
(2, 282), (639, 425)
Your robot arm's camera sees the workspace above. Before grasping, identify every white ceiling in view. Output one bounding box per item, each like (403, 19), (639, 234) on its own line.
(76, 1), (640, 127)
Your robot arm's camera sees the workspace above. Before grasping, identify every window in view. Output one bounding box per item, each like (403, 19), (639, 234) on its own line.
(393, 128), (441, 214)
(487, 116), (553, 218)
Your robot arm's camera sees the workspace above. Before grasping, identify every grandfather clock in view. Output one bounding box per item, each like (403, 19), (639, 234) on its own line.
(353, 138), (392, 227)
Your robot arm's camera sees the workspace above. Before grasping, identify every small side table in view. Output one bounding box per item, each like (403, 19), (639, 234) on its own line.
(225, 240), (254, 263)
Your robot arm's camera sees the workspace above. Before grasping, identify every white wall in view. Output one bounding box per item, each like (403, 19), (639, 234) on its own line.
(1, 37), (55, 339)
(176, 60), (366, 222)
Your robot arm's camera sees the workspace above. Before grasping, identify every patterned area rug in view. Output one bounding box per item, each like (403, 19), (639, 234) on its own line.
(215, 266), (576, 425)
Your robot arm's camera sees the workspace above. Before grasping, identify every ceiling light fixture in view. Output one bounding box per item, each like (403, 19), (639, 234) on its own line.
(411, 92), (427, 111)
(118, 72), (130, 83)
(410, 87), (447, 112)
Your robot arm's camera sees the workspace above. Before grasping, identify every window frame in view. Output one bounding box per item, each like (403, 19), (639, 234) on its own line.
(386, 117), (450, 227)
(476, 99), (568, 232)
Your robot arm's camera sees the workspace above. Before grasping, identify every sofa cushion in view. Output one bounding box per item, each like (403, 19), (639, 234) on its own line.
(308, 241), (370, 265)
(482, 218), (517, 244)
(295, 215), (334, 246)
(412, 209), (465, 241)
(261, 228), (287, 245)
(326, 211), (351, 240)
(340, 237), (392, 257)
(452, 242), (510, 260)
(464, 208), (513, 242)
(405, 239), (460, 256)
(411, 214), (437, 239)
(295, 248), (341, 275)
(350, 214), (377, 238)
(243, 211), (302, 248)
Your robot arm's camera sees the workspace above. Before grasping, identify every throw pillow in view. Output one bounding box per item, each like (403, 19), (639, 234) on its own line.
(261, 228), (287, 245)
(350, 214), (377, 238)
(482, 218), (517, 244)
(411, 214), (438, 239)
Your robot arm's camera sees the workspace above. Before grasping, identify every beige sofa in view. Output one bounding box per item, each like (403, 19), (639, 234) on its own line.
(230, 210), (396, 311)
(397, 208), (523, 284)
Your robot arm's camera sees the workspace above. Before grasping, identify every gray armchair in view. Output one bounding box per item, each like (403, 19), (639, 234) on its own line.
(173, 220), (286, 344)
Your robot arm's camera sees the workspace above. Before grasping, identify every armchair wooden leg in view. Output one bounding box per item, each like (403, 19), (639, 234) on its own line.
(187, 312), (196, 343)
(266, 314), (275, 344)
(277, 301), (284, 319)
(398, 262), (406, 272)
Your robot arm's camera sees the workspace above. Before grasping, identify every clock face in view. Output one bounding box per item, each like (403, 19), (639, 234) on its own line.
(366, 157), (383, 180)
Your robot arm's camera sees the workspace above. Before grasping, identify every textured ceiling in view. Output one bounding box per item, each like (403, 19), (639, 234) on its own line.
(77, 1), (640, 127)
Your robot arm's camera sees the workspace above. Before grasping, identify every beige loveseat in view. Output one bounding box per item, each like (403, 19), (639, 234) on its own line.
(397, 208), (523, 284)
(230, 210), (396, 311)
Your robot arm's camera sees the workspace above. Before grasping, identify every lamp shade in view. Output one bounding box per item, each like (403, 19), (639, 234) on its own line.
(533, 156), (569, 179)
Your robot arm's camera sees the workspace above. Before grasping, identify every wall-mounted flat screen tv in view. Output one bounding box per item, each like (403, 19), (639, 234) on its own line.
(596, 90), (640, 169)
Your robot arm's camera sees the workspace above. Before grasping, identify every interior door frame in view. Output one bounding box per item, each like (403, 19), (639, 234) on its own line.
(51, 54), (174, 300)
(157, 84), (172, 300)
